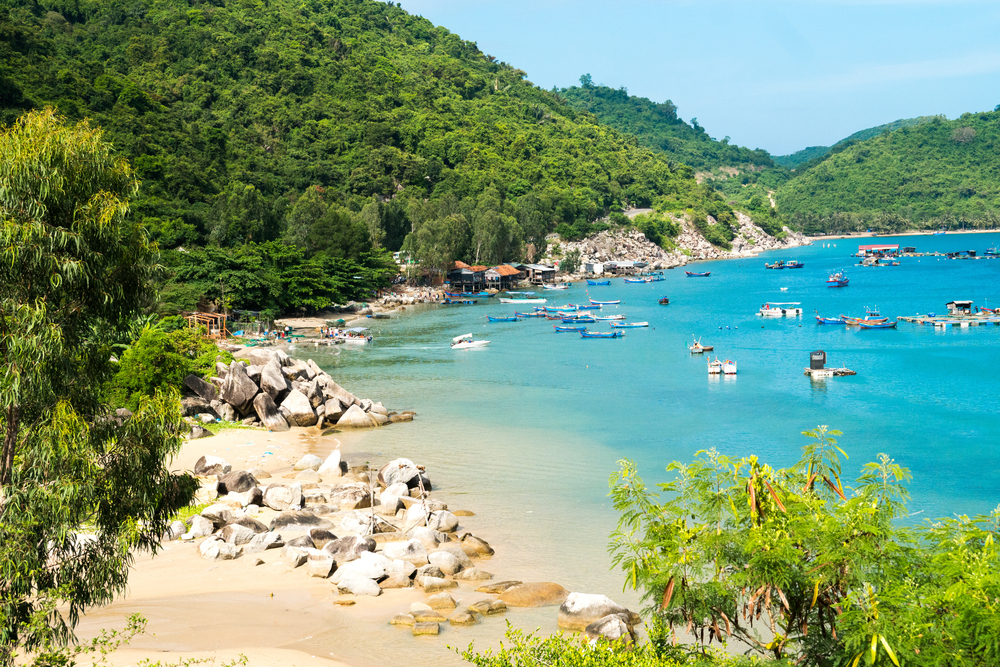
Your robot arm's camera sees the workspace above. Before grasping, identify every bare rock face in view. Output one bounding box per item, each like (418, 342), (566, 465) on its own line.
(194, 455), (231, 476)
(260, 359), (291, 403)
(253, 393), (289, 432)
(219, 362), (258, 415)
(279, 390), (317, 427)
(184, 374), (218, 402)
(316, 375), (360, 408)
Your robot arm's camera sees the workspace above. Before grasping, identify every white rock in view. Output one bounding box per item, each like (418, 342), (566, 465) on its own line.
(317, 449), (343, 476)
(381, 539), (429, 565)
(294, 454), (323, 471)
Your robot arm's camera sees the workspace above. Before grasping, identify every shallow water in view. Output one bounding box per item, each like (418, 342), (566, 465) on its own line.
(294, 231), (1000, 665)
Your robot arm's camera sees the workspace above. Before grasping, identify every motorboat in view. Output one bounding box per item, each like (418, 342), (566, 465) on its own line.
(587, 280), (611, 286)
(708, 357), (723, 374)
(589, 299), (621, 305)
(758, 302), (803, 317)
(543, 284), (569, 290)
(442, 298), (477, 305)
(487, 316), (519, 322)
(451, 333), (490, 349)
(815, 315), (846, 325)
(658, 296), (670, 305)
(592, 314), (626, 321)
(609, 321), (648, 328)
(580, 331), (623, 338)
(499, 297), (546, 303)
(335, 327), (373, 344)
(685, 271), (711, 277)
(513, 312), (546, 318)
(723, 359), (737, 375)
(553, 325), (587, 332)
(689, 337), (714, 353)
(765, 260), (785, 269)
(785, 260), (805, 269)
(858, 321), (898, 329)
(826, 272), (849, 287)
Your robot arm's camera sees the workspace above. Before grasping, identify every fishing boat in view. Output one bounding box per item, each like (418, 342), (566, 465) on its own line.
(624, 277), (648, 284)
(723, 359), (737, 375)
(815, 315), (846, 325)
(592, 314), (626, 321)
(765, 260), (785, 269)
(442, 299), (477, 305)
(689, 337), (714, 353)
(543, 305), (577, 312)
(610, 321), (649, 328)
(544, 315), (564, 320)
(451, 333), (490, 349)
(562, 316), (595, 323)
(708, 358), (723, 374)
(543, 284), (569, 290)
(335, 327), (373, 344)
(499, 297), (546, 304)
(826, 271), (849, 287)
(645, 274), (665, 282)
(367, 313), (391, 319)
(446, 291), (492, 298)
(985, 247), (999, 256)
(575, 304), (601, 310)
(587, 279), (611, 286)
(786, 260), (805, 269)
(514, 312), (546, 318)
(758, 302), (803, 317)
(685, 271), (711, 277)
(658, 296), (670, 305)
(580, 331), (623, 339)
(933, 230), (946, 235)
(858, 321), (898, 329)
(553, 325), (587, 332)
(589, 299), (621, 305)
(487, 316), (519, 322)
(505, 291), (536, 296)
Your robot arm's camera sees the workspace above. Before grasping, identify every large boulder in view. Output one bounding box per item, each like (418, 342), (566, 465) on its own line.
(194, 455), (231, 477)
(585, 614), (636, 643)
(247, 348), (277, 368)
(229, 515), (269, 534)
(557, 593), (641, 632)
(184, 374), (218, 402)
(219, 361), (258, 415)
(331, 551), (391, 583)
(499, 582), (570, 607)
(330, 485), (373, 511)
(426, 510), (459, 533)
(317, 450), (343, 477)
(336, 404), (377, 429)
(252, 393), (289, 432)
(381, 539), (429, 565)
(219, 523), (256, 546)
(339, 577), (381, 597)
(217, 470), (258, 494)
(378, 458), (431, 490)
(245, 532), (284, 554)
(294, 454), (323, 471)
(323, 398), (345, 424)
(305, 553), (336, 578)
(461, 534), (495, 558)
(181, 397), (213, 418)
(322, 534), (376, 563)
(280, 390), (317, 427)
(427, 551), (463, 575)
(245, 365), (262, 385)
(185, 515), (215, 539)
(199, 536), (238, 561)
(316, 376), (360, 408)
(270, 509), (331, 531)
(262, 484), (303, 511)
(259, 359), (291, 403)
(408, 526), (449, 551)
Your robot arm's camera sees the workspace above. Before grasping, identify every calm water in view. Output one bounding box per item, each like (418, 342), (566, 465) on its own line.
(294, 232), (1000, 666)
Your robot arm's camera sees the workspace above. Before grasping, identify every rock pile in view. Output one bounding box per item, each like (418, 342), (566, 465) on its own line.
(180, 348), (413, 433)
(548, 228), (686, 271)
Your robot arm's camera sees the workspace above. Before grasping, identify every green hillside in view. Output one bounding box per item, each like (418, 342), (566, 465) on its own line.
(776, 111), (1000, 233)
(774, 116), (939, 170)
(0, 0), (741, 311)
(773, 146), (830, 169)
(559, 79), (773, 171)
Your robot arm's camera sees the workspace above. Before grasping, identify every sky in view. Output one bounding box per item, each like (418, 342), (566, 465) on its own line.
(397, 0), (1000, 155)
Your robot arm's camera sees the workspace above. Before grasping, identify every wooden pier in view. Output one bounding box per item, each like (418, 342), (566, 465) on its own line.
(898, 315), (1000, 327)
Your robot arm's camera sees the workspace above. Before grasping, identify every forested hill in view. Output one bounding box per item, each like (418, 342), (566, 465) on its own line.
(774, 115), (939, 170)
(776, 111), (1000, 231)
(0, 0), (727, 269)
(558, 79), (774, 171)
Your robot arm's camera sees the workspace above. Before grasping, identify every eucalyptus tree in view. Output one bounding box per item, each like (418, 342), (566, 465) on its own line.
(0, 109), (196, 663)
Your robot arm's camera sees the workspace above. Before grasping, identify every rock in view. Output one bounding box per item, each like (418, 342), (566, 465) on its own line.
(226, 487), (263, 508)
(194, 455), (231, 476)
(558, 593), (642, 632)
(316, 376), (360, 409)
(389, 413), (413, 423)
(461, 534), (494, 558)
(412, 610), (446, 623)
(245, 532), (284, 554)
(453, 509), (475, 517)
(280, 390), (317, 427)
(308, 528), (338, 549)
(248, 467), (271, 479)
(449, 610), (479, 626)
(184, 374), (219, 402)
(229, 515), (268, 534)
(411, 622), (439, 636)
(245, 364), (262, 384)
(408, 526), (449, 550)
(468, 599), (507, 616)
(200, 504), (234, 529)
(163, 520), (186, 541)
(454, 567), (493, 581)
(369, 401), (389, 416)
(197, 413), (217, 424)
(294, 453), (324, 471)
(219, 524), (255, 546)
(323, 534), (376, 563)
(295, 469), (321, 483)
(339, 577), (382, 597)
(285, 535), (316, 549)
(336, 404), (378, 429)
(181, 397), (212, 417)
(262, 484), (302, 511)
(419, 576), (458, 593)
(317, 450), (343, 476)
(499, 582), (569, 607)
(428, 551), (463, 575)
(305, 553), (336, 578)
(378, 458), (431, 489)
(253, 393), (289, 432)
(383, 481), (409, 497)
(186, 515), (215, 538)
(217, 402), (237, 422)
(415, 564), (445, 579)
(425, 592), (457, 609)
(270, 510), (330, 531)
(260, 359), (291, 403)
(379, 571), (413, 589)
(199, 536), (238, 561)
(390, 614), (416, 626)
(381, 539), (429, 565)
(323, 398), (345, 424)
(220, 361), (259, 415)
(282, 547), (307, 568)
(217, 470), (258, 494)
(330, 485), (373, 510)
(376, 494), (402, 516)
(369, 412), (390, 426)
(426, 510), (459, 533)
(247, 348), (277, 368)
(585, 614), (635, 643)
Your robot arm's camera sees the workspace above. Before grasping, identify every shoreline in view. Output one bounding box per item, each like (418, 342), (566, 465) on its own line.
(805, 228), (1000, 241)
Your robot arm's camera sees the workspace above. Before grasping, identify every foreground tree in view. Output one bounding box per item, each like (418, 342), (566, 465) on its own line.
(610, 427), (1000, 665)
(0, 109), (196, 663)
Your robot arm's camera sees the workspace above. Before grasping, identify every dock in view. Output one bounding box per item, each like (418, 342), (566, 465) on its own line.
(804, 367), (857, 378)
(898, 315), (1000, 327)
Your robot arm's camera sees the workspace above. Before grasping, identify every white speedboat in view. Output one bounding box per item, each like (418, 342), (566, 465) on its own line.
(592, 314), (626, 321)
(708, 358), (723, 374)
(758, 302), (802, 317)
(723, 359), (737, 375)
(542, 284), (569, 290)
(451, 333), (490, 349)
(499, 297), (546, 303)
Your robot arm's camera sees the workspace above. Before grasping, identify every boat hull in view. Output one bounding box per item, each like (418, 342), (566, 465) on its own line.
(580, 331), (622, 338)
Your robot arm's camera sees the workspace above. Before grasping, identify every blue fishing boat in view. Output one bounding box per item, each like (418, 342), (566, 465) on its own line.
(589, 299), (621, 305)
(506, 291), (536, 296)
(685, 271), (711, 277)
(786, 260), (805, 269)
(985, 247), (999, 256)
(587, 280), (611, 286)
(658, 296), (670, 305)
(487, 316), (519, 322)
(562, 316), (596, 323)
(446, 291), (492, 298)
(826, 271), (849, 287)
(575, 304), (601, 310)
(442, 299), (477, 305)
(610, 321), (649, 328)
(858, 321), (898, 329)
(514, 312), (546, 318)
(580, 331), (623, 338)
(544, 305), (577, 312)
(553, 325), (587, 332)
(815, 316), (846, 325)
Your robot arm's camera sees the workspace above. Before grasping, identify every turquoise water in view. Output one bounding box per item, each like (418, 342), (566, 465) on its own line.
(294, 232), (1000, 664)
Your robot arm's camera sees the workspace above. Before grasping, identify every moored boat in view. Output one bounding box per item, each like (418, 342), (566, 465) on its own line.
(580, 330), (623, 339)
(442, 299), (477, 305)
(499, 297), (546, 304)
(815, 315), (846, 325)
(758, 302), (803, 317)
(708, 357), (723, 374)
(685, 271), (711, 277)
(786, 260), (805, 269)
(689, 336), (714, 353)
(562, 316), (595, 323)
(553, 325), (587, 332)
(514, 312), (546, 318)
(658, 296), (670, 305)
(826, 271), (849, 287)
(765, 260), (785, 269)
(487, 316), (519, 322)
(542, 284), (569, 290)
(858, 321), (898, 329)
(575, 304), (601, 310)
(623, 277), (647, 283)
(589, 299), (621, 305)
(609, 321), (648, 328)
(723, 359), (737, 375)
(586, 279), (611, 286)
(592, 314), (626, 321)
(335, 327), (373, 344)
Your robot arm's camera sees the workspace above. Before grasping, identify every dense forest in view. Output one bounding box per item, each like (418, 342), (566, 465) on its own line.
(773, 116), (938, 169)
(777, 110), (1000, 233)
(0, 0), (748, 314)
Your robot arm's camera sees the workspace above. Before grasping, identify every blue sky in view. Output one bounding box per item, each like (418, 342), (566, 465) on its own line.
(397, 0), (1000, 155)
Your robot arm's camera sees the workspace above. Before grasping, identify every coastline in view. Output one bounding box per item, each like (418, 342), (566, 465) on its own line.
(805, 228), (1000, 241)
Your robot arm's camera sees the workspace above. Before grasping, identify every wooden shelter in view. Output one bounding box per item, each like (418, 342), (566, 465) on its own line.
(515, 263), (556, 285)
(446, 262), (487, 292)
(185, 312), (229, 340)
(485, 264), (524, 290)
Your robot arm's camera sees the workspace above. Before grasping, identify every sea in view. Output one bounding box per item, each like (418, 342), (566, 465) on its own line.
(295, 232), (1000, 666)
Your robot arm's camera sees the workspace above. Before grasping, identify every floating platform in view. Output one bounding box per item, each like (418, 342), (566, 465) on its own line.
(804, 367), (857, 378)
(297, 338), (345, 346)
(899, 315), (1000, 327)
